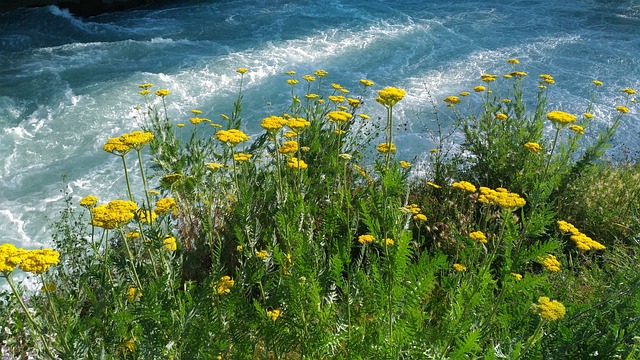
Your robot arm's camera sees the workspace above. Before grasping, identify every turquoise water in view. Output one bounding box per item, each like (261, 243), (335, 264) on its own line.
(0, 0), (638, 250)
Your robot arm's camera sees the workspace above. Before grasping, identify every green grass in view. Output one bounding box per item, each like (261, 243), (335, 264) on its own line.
(1, 64), (639, 359)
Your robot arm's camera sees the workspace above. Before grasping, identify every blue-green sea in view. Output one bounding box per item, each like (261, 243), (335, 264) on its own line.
(0, 0), (638, 252)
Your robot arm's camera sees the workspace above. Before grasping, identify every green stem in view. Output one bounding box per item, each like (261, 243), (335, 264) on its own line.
(119, 227), (143, 291)
(4, 273), (57, 359)
(120, 155), (134, 202)
(136, 149), (153, 214)
(543, 127), (561, 179)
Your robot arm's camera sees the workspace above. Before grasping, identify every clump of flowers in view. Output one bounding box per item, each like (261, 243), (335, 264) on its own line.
(216, 129), (250, 146)
(127, 286), (142, 301)
(80, 195), (98, 209)
(215, 275), (235, 295)
(267, 309), (281, 321)
(453, 263), (467, 272)
(539, 254), (561, 272)
(478, 186), (526, 211)
(261, 116), (288, 133)
(469, 231), (487, 244)
(0, 244), (28, 273)
(524, 142), (542, 153)
(533, 297), (566, 321)
(18, 248), (60, 274)
(155, 197), (178, 216)
(376, 142), (396, 153)
(452, 181), (476, 193)
(326, 111), (352, 123)
(286, 157), (308, 170)
(358, 235), (375, 244)
(91, 200), (139, 229)
(444, 95), (461, 107)
(278, 141), (299, 154)
(376, 87), (406, 108)
(547, 110), (577, 128)
(557, 220), (605, 251)
(163, 235), (177, 251)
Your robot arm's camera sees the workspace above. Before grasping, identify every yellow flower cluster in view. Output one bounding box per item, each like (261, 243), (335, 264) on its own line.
(315, 69), (328, 77)
(460, 91), (470, 97)
(376, 87), (406, 107)
(399, 161), (411, 168)
(286, 117), (310, 131)
(383, 238), (395, 246)
(155, 197), (178, 216)
(539, 254), (561, 272)
(495, 113), (508, 120)
(478, 186), (526, 211)
(267, 309), (281, 321)
(376, 142), (396, 153)
(547, 110), (577, 128)
(557, 220), (605, 251)
(302, 75), (315, 82)
(80, 195), (98, 208)
(473, 85), (486, 92)
(216, 275), (235, 295)
(404, 204), (421, 214)
(358, 234), (375, 244)
(592, 80), (603, 86)
(444, 95), (461, 106)
(155, 89), (170, 97)
(534, 297), (566, 321)
(256, 249), (268, 260)
(0, 244), (60, 274)
(127, 286), (142, 301)
(481, 74), (497, 82)
(91, 199), (139, 229)
(359, 79), (374, 87)
(137, 209), (157, 224)
(190, 117), (211, 125)
(216, 129), (249, 145)
(621, 88), (636, 95)
(509, 71), (527, 78)
(452, 181), (476, 193)
(568, 125), (584, 135)
(511, 273), (523, 281)
(507, 58), (519, 64)
(524, 142), (542, 153)
(426, 181), (441, 189)
(233, 153), (253, 162)
(326, 111), (352, 123)
(413, 214), (427, 221)
(347, 98), (361, 108)
(453, 263), (467, 272)
(539, 74), (555, 85)
(616, 106), (629, 113)
(469, 231), (487, 243)
(261, 116), (288, 132)
(236, 67), (247, 74)
(286, 157), (308, 170)
(164, 235), (177, 251)
(328, 95), (345, 103)
(278, 141), (299, 154)
(205, 162), (224, 171)
(287, 79), (298, 85)
(103, 131), (154, 155)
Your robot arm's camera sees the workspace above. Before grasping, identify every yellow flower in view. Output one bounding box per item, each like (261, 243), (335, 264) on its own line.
(236, 245), (243, 251)
(137, 209), (157, 224)
(358, 234), (375, 244)
(233, 152), (253, 162)
(326, 111), (353, 123)
(127, 286), (142, 301)
(286, 117), (311, 131)
(236, 67), (247, 74)
(339, 88), (350, 94)
(503, 74), (512, 79)
(215, 275), (235, 295)
(360, 79), (374, 87)
(376, 87), (406, 107)
(539, 254), (561, 272)
(155, 89), (170, 97)
(347, 98), (361, 108)
(283, 131), (297, 138)
(404, 204), (421, 214)
(338, 153), (352, 161)
(399, 161), (411, 168)
(0, 244), (28, 273)
(205, 162), (225, 171)
(359, 114), (370, 120)
(163, 235), (177, 251)
(473, 85), (486, 92)
(126, 232), (140, 240)
(278, 141), (299, 154)
(557, 220), (580, 235)
(191, 109), (202, 114)
(91, 200), (138, 229)
(524, 142), (542, 153)
(302, 75), (315, 82)
(176, 123), (185, 127)
(286, 157), (308, 170)
(444, 95), (461, 105)
(80, 195), (98, 209)
(621, 88), (637, 95)
(509, 71), (528, 78)
(592, 80), (603, 86)
(452, 181), (476, 193)
(413, 214), (427, 221)
(314, 69), (328, 77)
(139, 89), (150, 95)
(103, 137), (131, 155)
(478, 186), (526, 211)
(453, 263), (467, 272)
(287, 79), (298, 85)
(383, 238), (395, 246)
(267, 309), (281, 321)
(155, 197), (178, 216)
(256, 249), (268, 260)
(41, 282), (57, 292)
(285, 70), (296, 76)
(139, 83), (153, 89)
(481, 74), (497, 82)
(547, 110), (577, 127)
(469, 231), (487, 244)
(305, 93), (319, 99)
(120, 131), (154, 150)
(376, 142), (396, 153)
(216, 129), (250, 145)
(507, 58), (520, 64)
(19, 249), (60, 274)
(328, 95), (345, 103)
(426, 181), (441, 189)
(511, 273), (523, 281)
(190, 117), (209, 125)
(568, 125), (584, 135)
(616, 106), (629, 113)
(261, 116), (288, 132)
(118, 337), (137, 353)
(534, 297), (566, 321)
(459, 91), (470, 97)
(584, 113), (594, 119)
(495, 113), (508, 120)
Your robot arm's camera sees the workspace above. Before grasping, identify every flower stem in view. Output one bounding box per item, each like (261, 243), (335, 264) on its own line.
(119, 227), (143, 291)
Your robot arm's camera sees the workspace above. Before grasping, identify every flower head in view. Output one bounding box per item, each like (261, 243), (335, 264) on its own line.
(453, 263), (467, 272)
(286, 157), (308, 170)
(469, 231), (487, 244)
(302, 75), (315, 82)
(533, 297), (566, 321)
(524, 142), (542, 153)
(507, 58), (520, 64)
(278, 141), (299, 154)
(261, 116), (288, 132)
(495, 113), (508, 120)
(80, 195), (98, 209)
(568, 125), (584, 135)
(236, 67), (247, 74)
(399, 161), (411, 169)
(444, 95), (461, 106)
(539, 254), (561, 272)
(616, 106), (629, 113)
(376, 87), (406, 107)
(478, 186), (526, 211)
(155, 197), (178, 216)
(452, 181), (476, 193)
(314, 69), (328, 77)
(358, 234), (375, 244)
(547, 110), (577, 128)
(473, 85), (486, 92)
(376, 142), (396, 153)
(621, 87), (637, 95)
(163, 235), (177, 251)
(0, 244), (28, 273)
(359, 79), (374, 87)
(215, 275), (235, 295)
(326, 111), (353, 123)
(286, 117), (311, 131)
(426, 181), (441, 189)
(127, 286), (142, 301)
(216, 129), (249, 146)
(19, 248), (60, 274)
(413, 214), (427, 221)
(267, 309), (281, 321)
(592, 80), (603, 86)
(155, 89), (170, 97)
(91, 200), (138, 229)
